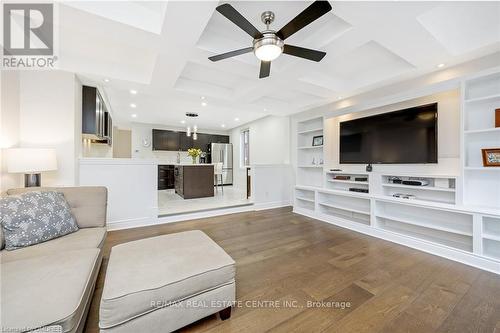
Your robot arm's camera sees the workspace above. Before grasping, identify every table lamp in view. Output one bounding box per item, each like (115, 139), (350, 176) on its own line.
(6, 148), (57, 187)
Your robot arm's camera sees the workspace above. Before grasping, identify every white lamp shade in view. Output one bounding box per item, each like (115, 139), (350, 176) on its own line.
(6, 148), (57, 173)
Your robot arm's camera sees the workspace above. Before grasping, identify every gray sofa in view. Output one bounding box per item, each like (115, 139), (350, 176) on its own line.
(1, 186), (108, 333)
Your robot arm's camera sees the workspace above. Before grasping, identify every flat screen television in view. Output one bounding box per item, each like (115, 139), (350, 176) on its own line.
(340, 103), (438, 164)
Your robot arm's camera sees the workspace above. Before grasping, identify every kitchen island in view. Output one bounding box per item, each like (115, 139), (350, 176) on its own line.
(174, 164), (214, 199)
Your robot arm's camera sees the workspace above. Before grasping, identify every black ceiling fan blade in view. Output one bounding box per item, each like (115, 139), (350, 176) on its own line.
(283, 44), (326, 62)
(276, 1), (332, 40)
(216, 4), (263, 39)
(208, 47), (253, 62)
(259, 61), (271, 78)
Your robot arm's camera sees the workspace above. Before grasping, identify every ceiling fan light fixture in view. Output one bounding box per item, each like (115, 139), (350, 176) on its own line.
(254, 34), (283, 61)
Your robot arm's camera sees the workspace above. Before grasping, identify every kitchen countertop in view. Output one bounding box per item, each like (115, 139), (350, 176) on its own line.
(158, 163), (214, 167)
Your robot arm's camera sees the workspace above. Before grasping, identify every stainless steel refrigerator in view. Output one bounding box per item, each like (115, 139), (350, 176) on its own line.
(211, 143), (233, 185)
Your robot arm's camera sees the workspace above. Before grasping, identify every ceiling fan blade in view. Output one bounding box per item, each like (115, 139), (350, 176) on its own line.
(208, 47), (253, 62)
(259, 61), (271, 79)
(216, 4), (263, 39)
(276, 1), (332, 40)
(283, 44), (326, 62)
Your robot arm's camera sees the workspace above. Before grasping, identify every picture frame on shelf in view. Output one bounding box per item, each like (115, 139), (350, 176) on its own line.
(495, 108), (500, 128)
(482, 148), (500, 167)
(312, 135), (323, 146)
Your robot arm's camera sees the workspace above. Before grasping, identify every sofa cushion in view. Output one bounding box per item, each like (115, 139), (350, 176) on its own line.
(99, 230), (235, 329)
(7, 187), (107, 228)
(1, 227), (106, 263)
(1, 248), (101, 333)
(1, 191), (79, 250)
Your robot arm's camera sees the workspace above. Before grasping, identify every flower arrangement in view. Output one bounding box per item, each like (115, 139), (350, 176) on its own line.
(187, 148), (202, 164)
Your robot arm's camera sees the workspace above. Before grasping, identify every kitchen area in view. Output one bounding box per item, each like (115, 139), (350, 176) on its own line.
(151, 128), (252, 216)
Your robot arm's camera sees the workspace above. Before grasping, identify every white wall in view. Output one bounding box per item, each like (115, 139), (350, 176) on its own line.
(0, 71), (21, 193)
(18, 71), (81, 186)
(231, 115), (291, 190)
(1, 71), (81, 190)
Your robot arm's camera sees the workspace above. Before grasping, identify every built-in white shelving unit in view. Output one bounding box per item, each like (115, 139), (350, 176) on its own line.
(482, 216), (500, 260)
(325, 171), (369, 193)
(381, 174), (457, 205)
(292, 69), (500, 274)
(296, 117), (324, 187)
(463, 71), (500, 210)
(294, 186), (316, 212)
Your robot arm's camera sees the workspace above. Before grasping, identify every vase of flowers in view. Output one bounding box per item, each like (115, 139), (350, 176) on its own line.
(187, 148), (202, 164)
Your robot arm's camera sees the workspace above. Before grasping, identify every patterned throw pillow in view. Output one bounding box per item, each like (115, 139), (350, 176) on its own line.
(0, 191), (79, 250)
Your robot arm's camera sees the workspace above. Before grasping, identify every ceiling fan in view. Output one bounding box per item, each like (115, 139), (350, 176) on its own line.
(208, 1), (332, 79)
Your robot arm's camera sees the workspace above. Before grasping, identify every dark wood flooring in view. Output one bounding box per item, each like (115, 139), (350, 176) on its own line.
(84, 207), (500, 333)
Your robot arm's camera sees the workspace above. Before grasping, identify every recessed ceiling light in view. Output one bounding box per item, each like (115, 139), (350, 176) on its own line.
(201, 102), (207, 107)
(180, 120), (186, 124)
(221, 124), (226, 128)
(263, 108), (267, 111)
(131, 114), (137, 118)
(337, 96), (342, 100)
(234, 118), (239, 121)
(130, 103), (137, 108)
(437, 63), (445, 68)
(104, 78), (110, 82)
(201, 96), (205, 100)
(130, 89), (137, 95)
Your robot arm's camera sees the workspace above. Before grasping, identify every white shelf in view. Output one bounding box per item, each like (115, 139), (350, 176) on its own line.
(380, 223), (472, 252)
(318, 188), (371, 198)
(382, 183), (455, 192)
(297, 145), (324, 150)
(296, 196), (315, 203)
(327, 179), (368, 185)
(297, 128), (323, 134)
(376, 213), (472, 237)
(464, 127), (500, 135)
(465, 93), (500, 103)
(298, 165), (323, 168)
(319, 202), (370, 215)
(464, 167), (500, 171)
(483, 233), (500, 242)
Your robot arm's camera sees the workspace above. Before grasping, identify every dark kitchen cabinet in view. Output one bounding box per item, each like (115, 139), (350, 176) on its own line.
(158, 165), (174, 190)
(179, 132), (193, 151)
(152, 129), (229, 151)
(192, 133), (211, 151)
(104, 111), (112, 145)
(153, 129), (179, 151)
(211, 135), (230, 144)
(82, 85), (107, 140)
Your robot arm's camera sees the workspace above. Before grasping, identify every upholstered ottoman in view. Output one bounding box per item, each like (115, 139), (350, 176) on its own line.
(99, 230), (235, 333)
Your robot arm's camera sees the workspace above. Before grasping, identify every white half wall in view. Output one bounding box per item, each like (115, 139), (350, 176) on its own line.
(252, 164), (293, 209)
(231, 116), (291, 190)
(79, 158), (158, 230)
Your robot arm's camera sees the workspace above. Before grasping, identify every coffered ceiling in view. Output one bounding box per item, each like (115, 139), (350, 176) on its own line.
(51, 1), (500, 130)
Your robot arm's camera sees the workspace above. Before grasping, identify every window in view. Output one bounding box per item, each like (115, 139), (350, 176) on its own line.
(241, 129), (250, 167)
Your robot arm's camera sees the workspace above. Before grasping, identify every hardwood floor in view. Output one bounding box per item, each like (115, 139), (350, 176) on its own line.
(84, 207), (500, 333)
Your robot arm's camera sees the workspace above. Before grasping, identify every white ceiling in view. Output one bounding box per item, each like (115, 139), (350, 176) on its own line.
(52, 1), (500, 130)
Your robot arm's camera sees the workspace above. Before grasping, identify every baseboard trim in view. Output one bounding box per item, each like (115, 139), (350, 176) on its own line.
(293, 208), (500, 275)
(107, 216), (158, 231)
(106, 201), (293, 231)
(253, 200), (292, 211)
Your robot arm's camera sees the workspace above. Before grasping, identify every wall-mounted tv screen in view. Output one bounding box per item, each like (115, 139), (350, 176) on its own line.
(340, 103), (438, 164)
